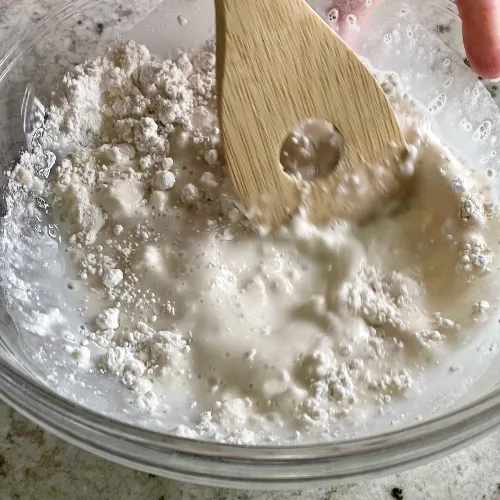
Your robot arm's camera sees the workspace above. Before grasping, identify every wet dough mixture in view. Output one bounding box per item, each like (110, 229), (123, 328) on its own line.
(9, 41), (500, 444)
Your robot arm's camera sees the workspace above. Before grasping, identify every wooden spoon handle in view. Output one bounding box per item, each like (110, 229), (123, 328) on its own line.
(216, 0), (407, 228)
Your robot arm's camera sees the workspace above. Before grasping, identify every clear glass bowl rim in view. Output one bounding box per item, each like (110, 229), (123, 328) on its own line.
(1, 0), (500, 489)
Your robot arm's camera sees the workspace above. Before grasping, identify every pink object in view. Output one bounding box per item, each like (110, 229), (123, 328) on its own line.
(458, 0), (500, 79)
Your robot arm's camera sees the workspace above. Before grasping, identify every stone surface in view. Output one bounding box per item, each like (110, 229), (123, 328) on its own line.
(2, 399), (500, 499)
(1, 0), (500, 498)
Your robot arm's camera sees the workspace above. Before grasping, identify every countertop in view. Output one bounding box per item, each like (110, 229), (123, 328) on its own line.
(2, 0), (500, 498)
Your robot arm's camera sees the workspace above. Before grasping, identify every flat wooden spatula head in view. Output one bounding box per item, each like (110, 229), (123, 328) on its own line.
(216, 0), (407, 229)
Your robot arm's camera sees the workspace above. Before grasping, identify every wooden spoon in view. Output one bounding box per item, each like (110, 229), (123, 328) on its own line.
(215, 0), (407, 229)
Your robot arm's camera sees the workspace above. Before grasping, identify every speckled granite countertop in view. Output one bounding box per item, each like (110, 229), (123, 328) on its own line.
(2, 0), (500, 498)
(3, 399), (500, 500)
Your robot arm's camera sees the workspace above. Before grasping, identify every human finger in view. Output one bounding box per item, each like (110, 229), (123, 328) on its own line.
(457, 0), (500, 79)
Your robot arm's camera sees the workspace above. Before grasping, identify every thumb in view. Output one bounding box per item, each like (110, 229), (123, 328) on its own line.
(457, 0), (500, 79)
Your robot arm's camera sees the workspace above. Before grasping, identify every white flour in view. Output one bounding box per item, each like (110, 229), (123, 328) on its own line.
(4, 40), (500, 443)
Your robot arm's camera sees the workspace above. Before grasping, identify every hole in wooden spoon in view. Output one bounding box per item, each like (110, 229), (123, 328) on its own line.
(280, 119), (344, 181)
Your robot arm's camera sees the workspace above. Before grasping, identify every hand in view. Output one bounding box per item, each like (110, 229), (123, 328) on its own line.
(329, 0), (500, 79)
(457, 0), (500, 79)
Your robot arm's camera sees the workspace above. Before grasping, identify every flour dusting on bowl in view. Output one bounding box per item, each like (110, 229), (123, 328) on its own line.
(2, 28), (500, 445)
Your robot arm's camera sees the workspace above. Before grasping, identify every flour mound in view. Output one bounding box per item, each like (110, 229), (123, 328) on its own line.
(3, 40), (499, 444)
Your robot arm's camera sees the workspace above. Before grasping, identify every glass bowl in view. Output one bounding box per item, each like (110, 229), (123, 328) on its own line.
(2, 0), (500, 489)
